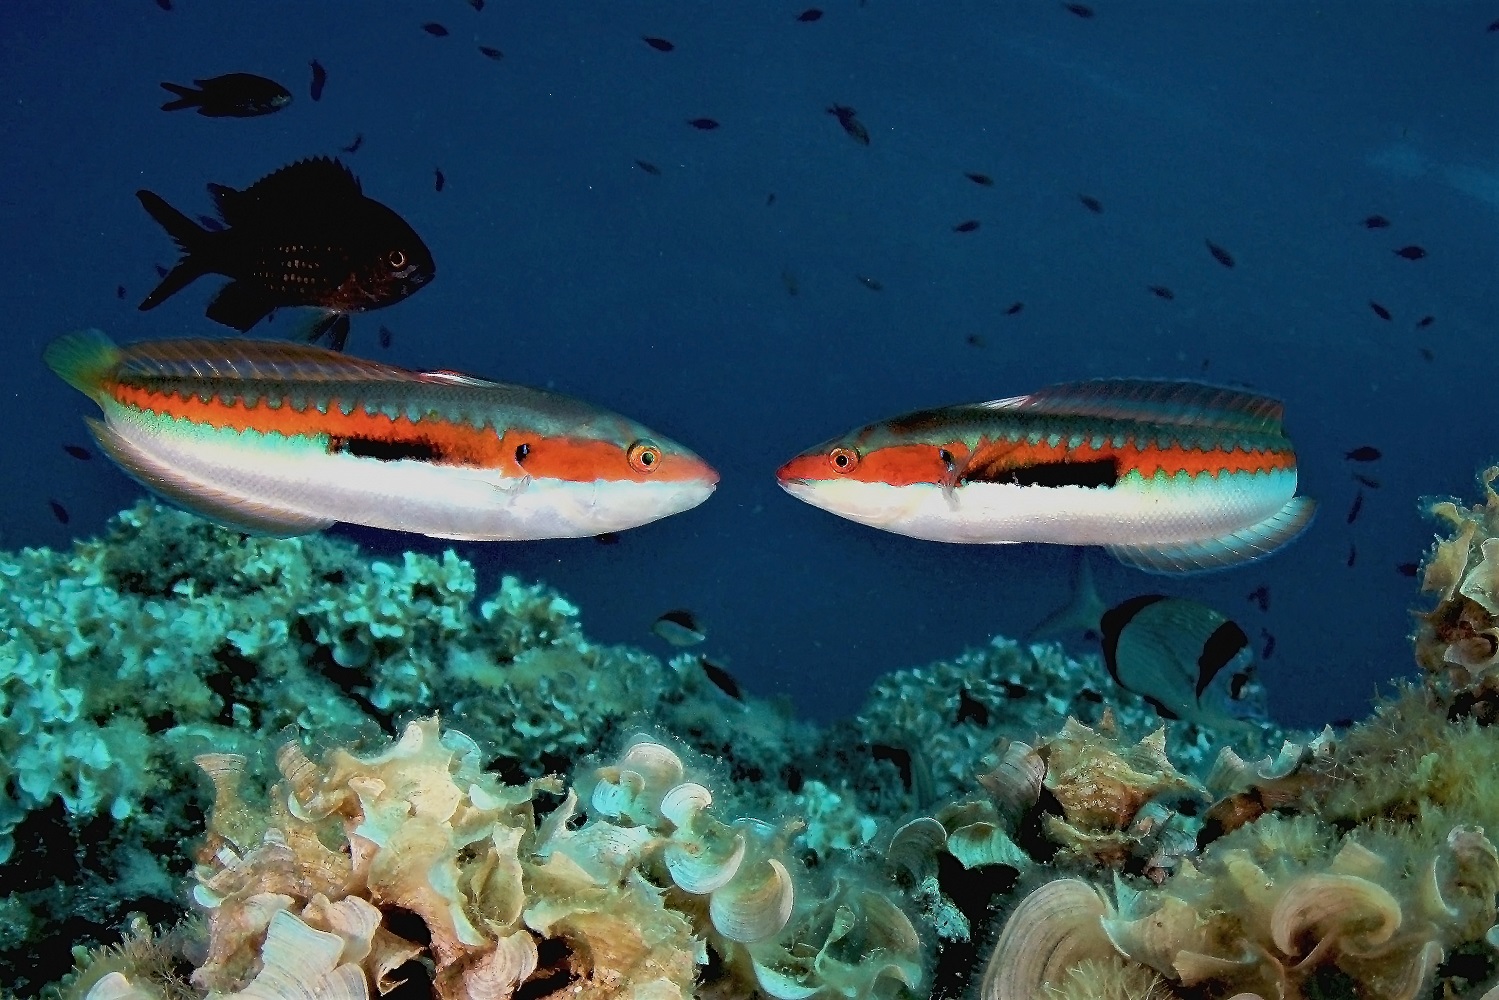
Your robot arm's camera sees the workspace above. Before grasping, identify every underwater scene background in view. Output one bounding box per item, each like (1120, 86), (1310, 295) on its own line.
(1, 2), (1497, 998)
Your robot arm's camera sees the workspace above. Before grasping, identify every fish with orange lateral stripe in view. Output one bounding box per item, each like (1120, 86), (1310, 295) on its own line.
(44, 330), (717, 540)
(776, 378), (1315, 573)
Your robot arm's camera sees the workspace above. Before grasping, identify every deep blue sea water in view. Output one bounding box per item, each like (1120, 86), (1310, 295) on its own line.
(1, 2), (1495, 731)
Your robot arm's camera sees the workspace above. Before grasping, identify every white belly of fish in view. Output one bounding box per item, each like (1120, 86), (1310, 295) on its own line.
(784, 470), (1297, 545)
(109, 413), (705, 540)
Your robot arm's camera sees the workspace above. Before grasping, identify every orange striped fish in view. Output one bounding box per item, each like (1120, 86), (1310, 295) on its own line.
(776, 379), (1315, 573)
(46, 330), (717, 539)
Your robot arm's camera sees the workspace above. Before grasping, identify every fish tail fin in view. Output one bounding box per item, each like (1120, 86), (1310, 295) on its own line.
(136, 189), (210, 310)
(158, 81), (202, 111)
(44, 329), (120, 400)
(1028, 549), (1109, 642)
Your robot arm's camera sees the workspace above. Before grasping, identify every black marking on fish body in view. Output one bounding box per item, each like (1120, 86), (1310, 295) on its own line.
(700, 657), (743, 700)
(1100, 594), (1169, 687)
(973, 456), (1119, 489)
(1196, 621), (1249, 698)
(330, 435), (444, 464)
(658, 609), (700, 631)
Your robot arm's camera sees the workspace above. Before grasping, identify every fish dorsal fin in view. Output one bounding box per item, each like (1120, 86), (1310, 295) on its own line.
(418, 370), (503, 389)
(212, 157), (362, 225)
(981, 379), (1285, 435)
(116, 338), (412, 384)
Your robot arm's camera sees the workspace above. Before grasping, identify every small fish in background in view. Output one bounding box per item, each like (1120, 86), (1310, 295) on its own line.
(1100, 594), (1264, 731)
(1063, 3), (1095, 17)
(1246, 584), (1269, 611)
(422, 22), (450, 37)
(781, 269), (800, 296)
(48, 499), (70, 525)
(1205, 239), (1235, 268)
(135, 156), (434, 335)
(687, 117), (719, 130)
(1369, 301), (1392, 321)
(1347, 544), (1357, 568)
(652, 609), (706, 647)
(1352, 473), (1380, 489)
(309, 60), (327, 101)
(342, 133), (364, 154)
(777, 378), (1316, 574)
(966, 333), (985, 347)
(378, 325), (393, 349)
(796, 8), (824, 22)
(1259, 628), (1276, 660)
(115, 285), (126, 300)
(468, 0), (484, 10)
(965, 172), (995, 186)
(766, 192), (776, 206)
(197, 214), (224, 232)
(857, 275), (883, 291)
(1415, 315), (1434, 328)
(953, 219), (980, 233)
(1147, 285), (1174, 300)
(1396, 561), (1419, 578)
(1489, 17), (1499, 31)
(160, 74), (292, 117)
(634, 159), (661, 175)
(1078, 194), (1103, 214)
(155, 0), (172, 11)
(593, 531), (621, 545)
(1419, 347), (1435, 362)
(434, 168), (446, 193)
(1362, 214), (1390, 229)
(1393, 245), (1426, 260)
(63, 444), (93, 461)
(45, 330), (718, 540)
(698, 656), (744, 700)
(478, 45), (504, 61)
(1004, 301), (1024, 315)
(1346, 490), (1364, 524)
(826, 104), (870, 145)
(1344, 446), (1381, 462)
(643, 36), (675, 52)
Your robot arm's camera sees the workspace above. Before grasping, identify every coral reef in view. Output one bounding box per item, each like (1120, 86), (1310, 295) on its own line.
(9, 468), (1499, 999)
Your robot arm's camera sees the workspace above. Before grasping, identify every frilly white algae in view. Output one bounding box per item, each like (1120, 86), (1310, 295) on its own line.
(7, 474), (1499, 998)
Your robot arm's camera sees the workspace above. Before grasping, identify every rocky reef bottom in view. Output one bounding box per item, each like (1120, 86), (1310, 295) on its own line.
(2, 468), (1499, 999)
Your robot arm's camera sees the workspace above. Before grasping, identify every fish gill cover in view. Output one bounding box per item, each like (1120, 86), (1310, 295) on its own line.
(0, 3), (1496, 999)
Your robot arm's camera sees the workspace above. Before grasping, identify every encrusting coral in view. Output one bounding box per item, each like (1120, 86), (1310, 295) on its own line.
(72, 719), (921, 1000)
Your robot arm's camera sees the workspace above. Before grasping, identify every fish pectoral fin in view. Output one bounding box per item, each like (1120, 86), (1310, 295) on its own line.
(1105, 496), (1317, 575)
(206, 281), (278, 332)
(84, 417), (334, 537)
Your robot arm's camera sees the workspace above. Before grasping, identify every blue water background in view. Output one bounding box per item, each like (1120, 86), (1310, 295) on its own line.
(1, 2), (1495, 731)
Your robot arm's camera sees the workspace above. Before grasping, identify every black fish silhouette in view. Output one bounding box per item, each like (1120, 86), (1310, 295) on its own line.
(1362, 214), (1390, 229)
(159, 74), (291, 117)
(1205, 239), (1235, 268)
(797, 9), (824, 21)
(423, 22), (449, 37)
(478, 46), (504, 60)
(965, 172), (994, 186)
(1394, 245), (1426, 260)
(1369, 301), (1391, 321)
(827, 104), (870, 145)
(136, 157), (434, 334)
(643, 36), (675, 52)
(309, 60), (327, 101)
(1344, 446), (1381, 462)
(687, 117), (719, 130)
(953, 219), (980, 233)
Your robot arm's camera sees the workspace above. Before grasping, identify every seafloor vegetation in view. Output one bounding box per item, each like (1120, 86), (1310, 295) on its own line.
(2, 470), (1498, 999)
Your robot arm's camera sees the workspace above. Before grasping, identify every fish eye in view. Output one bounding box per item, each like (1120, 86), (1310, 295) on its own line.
(628, 441), (662, 474)
(514, 442), (530, 465)
(829, 446), (859, 473)
(387, 249), (407, 269)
